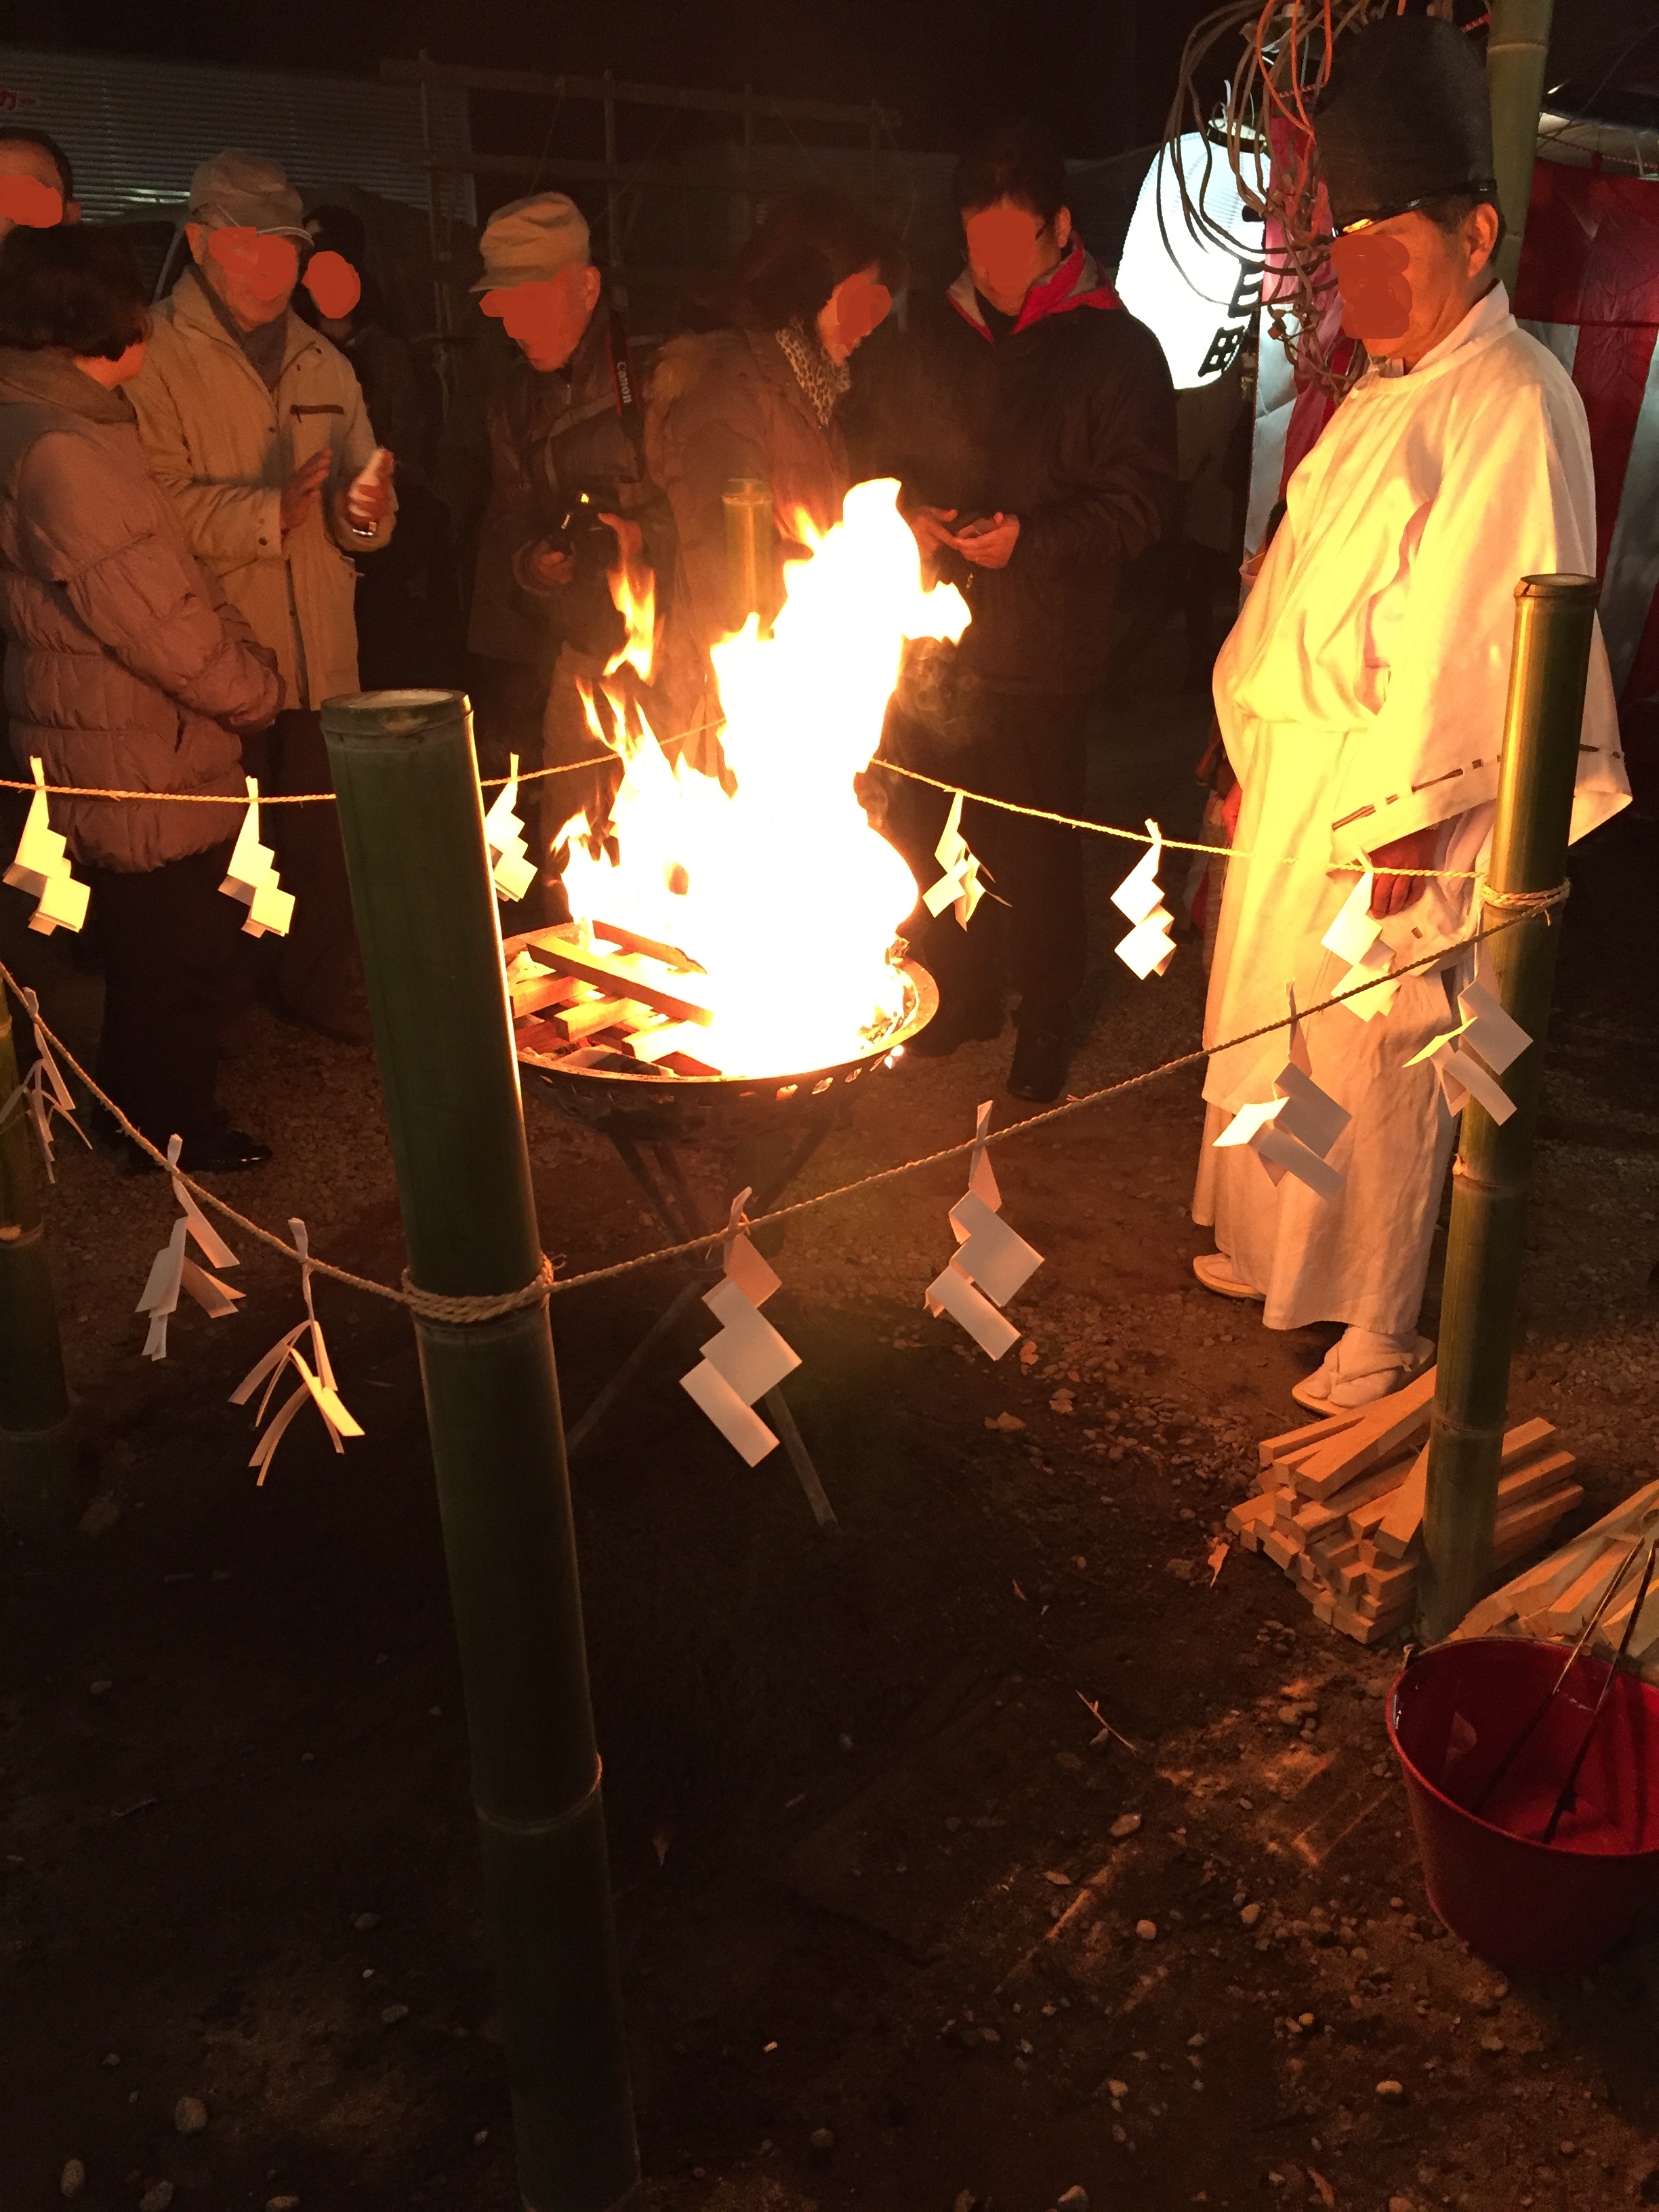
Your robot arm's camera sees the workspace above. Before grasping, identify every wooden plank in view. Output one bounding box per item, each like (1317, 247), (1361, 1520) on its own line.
(590, 917), (705, 973)
(554, 994), (656, 1042)
(1334, 1599), (1413, 1646)
(1495, 1448), (1576, 1511)
(1374, 1424), (1570, 1565)
(622, 1020), (723, 1071)
(1292, 1366), (1438, 1499)
(527, 926), (716, 1027)
(509, 971), (581, 1018)
(1263, 1531), (1298, 1572)
(1295, 1452), (1415, 1540)
(1227, 1493), (1280, 1534)
(1260, 1408), (1368, 1468)
(1373, 1444), (1431, 1559)
(1359, 1559), (1418, 1610)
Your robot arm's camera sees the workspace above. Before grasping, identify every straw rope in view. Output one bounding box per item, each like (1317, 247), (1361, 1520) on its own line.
(4, 739), (1490, 886)
(0, 903), (1542, 1321)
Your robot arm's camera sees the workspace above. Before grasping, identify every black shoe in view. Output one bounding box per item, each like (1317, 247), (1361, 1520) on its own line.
(121, 1128), (273, 1176)
(907, 999), (1004, 1060)
(1006, 1026), (1069, 1103)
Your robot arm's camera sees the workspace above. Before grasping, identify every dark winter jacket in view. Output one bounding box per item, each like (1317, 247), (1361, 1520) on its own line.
(0, 347), (280, 872)
(851, 245), (1177, 697)
(457, 296), (673, 668)
(644, 326), (849, 647)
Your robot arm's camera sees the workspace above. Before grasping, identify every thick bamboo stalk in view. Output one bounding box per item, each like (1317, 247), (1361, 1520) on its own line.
(1486, 0), (1556, 299)
(321, 690), (637, 2212)
(0, 981), (75, 1537)
(1418, 575), (1598, 1643)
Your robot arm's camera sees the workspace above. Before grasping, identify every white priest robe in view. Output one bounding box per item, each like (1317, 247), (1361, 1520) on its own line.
(1193, 284), (1630, 1334)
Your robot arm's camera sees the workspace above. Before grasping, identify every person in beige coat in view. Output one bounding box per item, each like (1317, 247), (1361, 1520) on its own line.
(128, 150), (395, 1041)
(0, 226), (280, 1170)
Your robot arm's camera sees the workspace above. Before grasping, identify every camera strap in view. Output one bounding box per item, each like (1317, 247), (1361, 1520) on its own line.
(607, 307), (647, 467)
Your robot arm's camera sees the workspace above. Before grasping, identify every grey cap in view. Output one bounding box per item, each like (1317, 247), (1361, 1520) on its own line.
(187, 149), (311, 240)
(472, 192), (592, 289)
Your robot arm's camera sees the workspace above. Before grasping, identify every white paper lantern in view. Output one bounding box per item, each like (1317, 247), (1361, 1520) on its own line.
(1115, 133), (1263, 390)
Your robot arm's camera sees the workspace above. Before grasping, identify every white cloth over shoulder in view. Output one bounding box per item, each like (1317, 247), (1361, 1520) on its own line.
(1194, 285), (1631, 1334)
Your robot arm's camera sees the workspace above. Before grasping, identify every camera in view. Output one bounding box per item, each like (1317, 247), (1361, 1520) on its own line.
(546, 487), (617, 562)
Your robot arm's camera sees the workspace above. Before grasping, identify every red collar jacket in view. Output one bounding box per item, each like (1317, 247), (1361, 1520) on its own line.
(847, 244), (1176, 697)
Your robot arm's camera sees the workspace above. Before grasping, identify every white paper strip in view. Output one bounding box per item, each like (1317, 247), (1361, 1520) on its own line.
(485, 752), (539, 902)
(220, 778), (294, 939)
(922, 791), (987, 928)
(1457, 979), (1530, 1073)
(948, 1191), (1044, 1306)
(1111, 821), (1176, 977)
(230, 1216), (361, 1479)
(924, 1262), (1021, 1359)
(699, 1275), (801, 1400)
(680, 1358), (780, 1466)
(3, 757), (89, 936)
(678, 1189), (801, 1465)
(926, 1101), (1043, 1355)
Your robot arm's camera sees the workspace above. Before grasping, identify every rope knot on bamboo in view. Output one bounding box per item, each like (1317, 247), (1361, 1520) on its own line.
(1478, 878), (1570, 920)
(398, 1254), (557, 1324)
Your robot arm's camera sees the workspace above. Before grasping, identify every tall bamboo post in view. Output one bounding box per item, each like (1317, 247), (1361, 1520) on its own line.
(1417, 576), (1598, 1643)
(321, 690), (637, 2212)
(1486, 0), (1556, 299)
(0, 980), (76, 1537)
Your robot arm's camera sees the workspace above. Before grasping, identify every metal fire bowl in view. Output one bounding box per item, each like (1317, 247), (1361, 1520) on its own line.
(512, 953), (938, 1146)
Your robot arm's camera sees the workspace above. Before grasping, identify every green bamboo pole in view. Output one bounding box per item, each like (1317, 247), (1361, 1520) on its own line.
(1486, 0), (1555, 300)
(722, 474), (775, 630)
(321, 689), (637, 2212)
(0, 981), (76, 1538)
(1417, 575), (1598, 1644)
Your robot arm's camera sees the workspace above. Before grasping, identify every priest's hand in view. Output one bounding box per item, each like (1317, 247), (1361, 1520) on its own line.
(907, 506), (959, 556)
(1368, 825), (1439, 917)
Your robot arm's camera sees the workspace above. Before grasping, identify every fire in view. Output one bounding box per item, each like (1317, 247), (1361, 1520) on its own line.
(556, 479), (969, 1077)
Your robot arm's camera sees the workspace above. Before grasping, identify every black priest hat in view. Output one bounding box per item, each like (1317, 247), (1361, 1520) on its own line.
(1313, 16), (1497, 234)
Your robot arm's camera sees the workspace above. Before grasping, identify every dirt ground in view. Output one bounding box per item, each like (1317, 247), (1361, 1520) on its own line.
(3, 670), (1658, 2212)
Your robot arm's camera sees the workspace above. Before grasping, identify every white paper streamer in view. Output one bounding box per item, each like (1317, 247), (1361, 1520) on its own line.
(134, 1134), (243, 1360)
(1111, 819), (1176, 979)
(922, 791), (989, 928)
(1213, 987), (1351, 1200)
(485, 752), (539, 903)
(680, 1189), (800, 1465)
(0, 988), (89, 1183)
(220, 777), (295, 939)
(1406, 978), (1531, 1124)
(1321, 873), (1401, 1021)
(230, 1216), (364, 1483)
(4, 757), (89, 935)
(925, 1100), (1044, 1359)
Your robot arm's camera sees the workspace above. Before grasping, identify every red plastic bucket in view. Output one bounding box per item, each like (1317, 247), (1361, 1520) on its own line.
(1388, 1637), (1659, 1975)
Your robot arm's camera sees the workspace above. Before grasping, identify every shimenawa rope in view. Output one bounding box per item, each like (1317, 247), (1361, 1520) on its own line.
(0, 901), (1543, 1318)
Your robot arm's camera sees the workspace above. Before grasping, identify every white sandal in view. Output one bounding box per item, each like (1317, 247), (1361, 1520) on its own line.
(1192, 1251), (1265, 1301)
(1291, 1330), (1434, 1412)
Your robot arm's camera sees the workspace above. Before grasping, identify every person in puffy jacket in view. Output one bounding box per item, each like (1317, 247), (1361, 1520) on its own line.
(646, 189), (906, 661)
(0, 224), (281, 1172)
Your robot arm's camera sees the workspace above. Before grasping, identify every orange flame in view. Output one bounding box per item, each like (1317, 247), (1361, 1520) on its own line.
(554, 480), (969, 1076)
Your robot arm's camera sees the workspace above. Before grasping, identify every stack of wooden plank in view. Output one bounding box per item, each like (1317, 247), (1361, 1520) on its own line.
(1227, 1366), (1583, 1646)
(503, 921), (723, 1077)
(1452, 1478), (1659, 1670)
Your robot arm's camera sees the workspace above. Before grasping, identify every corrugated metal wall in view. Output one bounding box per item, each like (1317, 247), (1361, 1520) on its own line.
(0, 45), (475, 226)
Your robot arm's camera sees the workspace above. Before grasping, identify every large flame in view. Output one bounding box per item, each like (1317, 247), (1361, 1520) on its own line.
(556, 478), (969, 1076)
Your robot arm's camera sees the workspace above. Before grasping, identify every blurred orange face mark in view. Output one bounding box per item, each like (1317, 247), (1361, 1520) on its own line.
(966, 205), (1044, 300)
(1331, 230), (1413, 343)
(825, 268), (890, 351)
(0, 173), (62, 229)
(208, 226), (299, 303)
(480, 270), (594, 372)
(304, 249), (361, 319)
